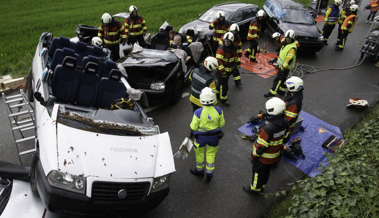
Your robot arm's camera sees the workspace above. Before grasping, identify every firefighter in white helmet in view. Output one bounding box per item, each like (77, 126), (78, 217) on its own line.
(337, 0), (357, 45)
(209, 11), (231, 54)
(216, 32), (241, 106)
(245, 10), (266, 63)
(336, 4), (358, 51)
(190, 87), (225, 183)
(243, 97), (290, 195)
(284, 76), (304, 133)
(125, 5), (147, 48)
(189, 57), (219, 112)
(322, 0), (342, 46)
(218, 24), (243, 86)
(264, 30), (297, 98)
(98, 13), (126, 61)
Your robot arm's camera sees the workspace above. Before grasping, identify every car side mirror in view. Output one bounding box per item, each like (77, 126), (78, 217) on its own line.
(34, 92), (46, 106)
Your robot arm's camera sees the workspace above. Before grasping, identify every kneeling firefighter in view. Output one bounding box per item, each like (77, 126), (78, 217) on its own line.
(243, 97), (290, 195)
(190, 87), (225, 183)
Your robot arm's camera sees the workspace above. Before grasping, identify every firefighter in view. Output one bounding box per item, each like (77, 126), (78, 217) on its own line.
(219, 24), (243, 86)
(264, 30), (297, 98)
(190, 87), (225, 183)
(243, 97), (290, 195)
(125, 5), (147, 48)
(284, 76), (304, 134)
(366, 0), (379, 24)
(216, 32), (241, 106)
(336, 4), (358, 51)
(189, 57), (219, 112)
(209, 11), (231, 55)
(244, 10), (266, 63)
(322, 0), (342, 46)
(98, 13), (126, 61)
(337, 0), (356, 45)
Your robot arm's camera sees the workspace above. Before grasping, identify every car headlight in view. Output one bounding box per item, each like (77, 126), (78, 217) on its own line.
(317, 36), (324, 41)
(47, 171), (86, 194)
(151, 174), (170, 193)
(150, 82), (165, 90)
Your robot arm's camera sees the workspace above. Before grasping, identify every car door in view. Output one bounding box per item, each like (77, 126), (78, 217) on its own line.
(263, 0), (281, 34)
(241, 8), (258, 39)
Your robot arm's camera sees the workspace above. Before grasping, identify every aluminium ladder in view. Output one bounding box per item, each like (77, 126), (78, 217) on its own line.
(2, 89), (36, 165)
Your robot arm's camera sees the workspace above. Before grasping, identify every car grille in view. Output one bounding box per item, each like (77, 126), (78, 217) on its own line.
(296, 36), (318, 42)
(92, 181), (150, 205)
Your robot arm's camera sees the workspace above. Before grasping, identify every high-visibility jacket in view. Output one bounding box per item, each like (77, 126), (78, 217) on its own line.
(209, 19), (230, 42)
(324, 4), (340, 24)
(251, 115), (290, 165)
(186, 35), (193, 45)
(219, 33), (242, 57)
(285, 91), (303, 133)
(190, 106), (225, 135)
(370, 0), (379, 12)
(341, 13), (357, 33)
(278, 41), (297, 70)
(216, 44), (240, 75)
(189, 65), (217, 107)
(247, 17), (262, 41)
(98, 20), (126, 45)
(279, 36), (300, 48)
(125, 15), (147, 37)
(338, 8), (359, 25)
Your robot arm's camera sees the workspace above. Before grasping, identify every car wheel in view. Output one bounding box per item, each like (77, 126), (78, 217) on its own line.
(170, 80), (184, 104)
(274, 39), (281, 52)
(30, 153), (39, 195)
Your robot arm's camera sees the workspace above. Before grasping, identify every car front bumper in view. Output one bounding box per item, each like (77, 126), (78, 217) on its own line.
(35, 161), (169, 217)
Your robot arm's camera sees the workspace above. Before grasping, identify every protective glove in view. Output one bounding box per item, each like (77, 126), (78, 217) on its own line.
(247, 115), (261, 124)
(209, 26), (214, 30)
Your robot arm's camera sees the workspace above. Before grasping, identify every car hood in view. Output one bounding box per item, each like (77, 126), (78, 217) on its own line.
(56, 123), (175, 179)
(180, 20), (213, 36)
(279, 22), (321, 38)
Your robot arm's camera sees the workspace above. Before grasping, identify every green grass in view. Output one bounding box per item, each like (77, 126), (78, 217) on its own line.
(0, 0), (310, 77)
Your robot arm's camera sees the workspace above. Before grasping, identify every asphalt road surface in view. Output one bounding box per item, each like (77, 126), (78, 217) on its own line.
(1, 1), (378, 217)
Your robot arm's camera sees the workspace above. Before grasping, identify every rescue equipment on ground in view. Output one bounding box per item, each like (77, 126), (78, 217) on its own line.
(283, 145), (298, 160)
(347, 98), (369, 109)
(174, 137), (194, 159)
(288, 137), (306, 159)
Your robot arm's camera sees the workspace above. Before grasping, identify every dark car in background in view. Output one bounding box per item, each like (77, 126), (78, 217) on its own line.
(179, 2), (260, 55)
(264, 0), (324, 53)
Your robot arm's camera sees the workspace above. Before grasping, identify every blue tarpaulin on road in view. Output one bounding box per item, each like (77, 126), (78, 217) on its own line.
(238, 111), (343, 177)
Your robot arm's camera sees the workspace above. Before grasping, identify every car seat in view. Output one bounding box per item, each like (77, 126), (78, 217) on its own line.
(50, 48), (80, 72)
(96, 69), (126, 109)
(151, 32), (170, 50)
(76, 62), (100, 107)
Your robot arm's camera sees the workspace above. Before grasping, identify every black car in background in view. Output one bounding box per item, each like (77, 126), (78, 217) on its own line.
(179, 2), (260, 55)
(264, 0), (324, 53)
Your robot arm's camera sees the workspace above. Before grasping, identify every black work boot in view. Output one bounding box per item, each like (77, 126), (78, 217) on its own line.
(250, 58), (258, 63)
(221, 99), (230, 106)
(190, 169), (204, 177)
(243, 185), (260, 195)
(244, 52), (250, 58)
(235, 80), (243, 86)
(206, 174), (213, 183)
(264, 92), (275, 98)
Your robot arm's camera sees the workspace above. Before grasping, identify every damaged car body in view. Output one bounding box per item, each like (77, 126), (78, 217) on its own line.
(26, 32), (176, 217)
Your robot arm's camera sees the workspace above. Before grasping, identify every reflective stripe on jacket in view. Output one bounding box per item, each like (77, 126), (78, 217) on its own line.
(371, 0), (379, 12)
(189, 66), (217, 107)
(278, 41), (297, 70)
(209, 19), (230, 42)
(190, 106), (225, 134)
(98, 20), (125, 45)
(125, 15), (147, 36)
(216, 44), (240, 75)
(341, 14), (356, 33)
(325, 5), (340, 24)
(247, 17), (261, 41)
(251, 116), (290, 165)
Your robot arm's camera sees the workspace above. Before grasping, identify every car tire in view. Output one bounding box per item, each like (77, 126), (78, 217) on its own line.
(30, 152), (39, 195)
(170, 80), (184, 104)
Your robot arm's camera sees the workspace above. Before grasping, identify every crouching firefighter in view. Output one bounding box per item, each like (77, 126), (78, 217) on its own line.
(243, 97), (290, 195)
(284, 76), (304, 134)
(190, 87), (225, 183)
(189, 57), (219, 112)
